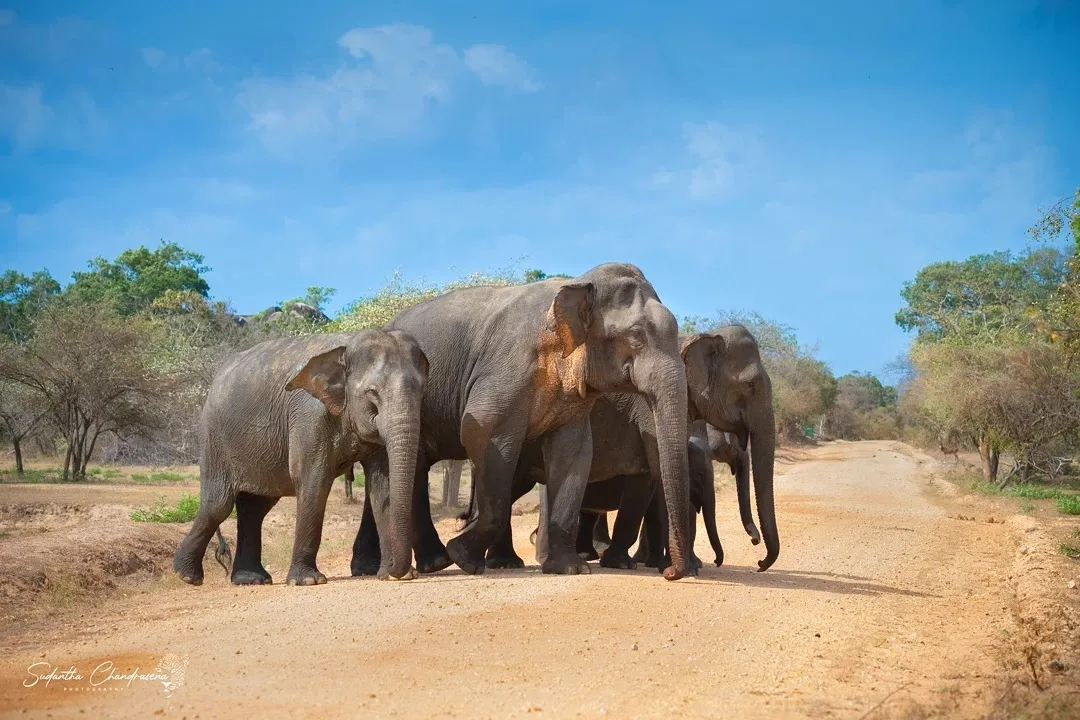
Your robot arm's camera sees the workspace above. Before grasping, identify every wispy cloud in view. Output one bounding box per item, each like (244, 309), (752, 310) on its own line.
(141, 46), (219, 72)
(0, 84), (52, 152)
(236, 23), (538, 156)
(464, 44), (539, 92)
(652, 121), (765, 202)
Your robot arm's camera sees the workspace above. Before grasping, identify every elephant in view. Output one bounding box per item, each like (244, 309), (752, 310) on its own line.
(475, 392), (707, 573)
(520, 418), (726, 571)
(486, 325), (776, 573)
(349, 262), (694, 580)
(172, 330), (429, 587)
(629, 423), (754, 568)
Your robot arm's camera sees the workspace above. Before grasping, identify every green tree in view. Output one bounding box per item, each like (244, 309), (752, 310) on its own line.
(895, 248), (1066, 346)
(1, 299), (164, 480)
(66, 241), (211, 316)
(0, 269), (61, 343)
(1029, 188), (1080, 359)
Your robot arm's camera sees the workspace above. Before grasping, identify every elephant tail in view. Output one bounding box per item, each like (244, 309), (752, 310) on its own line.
(213, 527), (232, 574)
(456, 477), (477, 524)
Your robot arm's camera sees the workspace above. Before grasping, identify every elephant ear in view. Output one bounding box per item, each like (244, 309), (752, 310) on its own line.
(680, 334), (726, 397)
(286, 346), (348, 416)
(546, 282), (595, 358)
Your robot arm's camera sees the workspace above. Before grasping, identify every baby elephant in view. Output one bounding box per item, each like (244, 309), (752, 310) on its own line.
(172, 330), (428, 587)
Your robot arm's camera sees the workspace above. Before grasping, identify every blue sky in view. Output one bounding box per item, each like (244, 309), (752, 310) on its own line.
(1, 0), (1078, 378)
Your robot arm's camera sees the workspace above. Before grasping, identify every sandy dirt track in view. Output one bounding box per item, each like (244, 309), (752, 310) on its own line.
(1, 441), (1078, 719)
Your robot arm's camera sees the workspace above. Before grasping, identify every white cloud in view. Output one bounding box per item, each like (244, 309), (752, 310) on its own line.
(141, 46), (167, 68)
(0, 9), (15, 27)
(652, 121), (764, 202)
(142, 46), (217, 72)
(464, 44), (538, 92)
(236, 24), (536, 155)
(0, 84), (53, 152)
(183, 48), (218, 72)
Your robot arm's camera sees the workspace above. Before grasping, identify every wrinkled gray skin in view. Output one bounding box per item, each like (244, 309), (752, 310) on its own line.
(629, 423), (753, 568)
(350, 263), (693, 580)
(172, 330), (428, 587)
(479, 394), (704, 574)
(642, 326), (777, 571)
(519, 418), (723, 570)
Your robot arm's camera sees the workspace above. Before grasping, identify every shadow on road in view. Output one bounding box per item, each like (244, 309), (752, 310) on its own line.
(678, 564), (938, 598)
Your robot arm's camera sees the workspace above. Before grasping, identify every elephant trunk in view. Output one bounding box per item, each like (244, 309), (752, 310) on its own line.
(733, 445), (761, 545)
(383, 408), (420, 579)
(647, 362), (691, 580)
(750, 405), (779, 572)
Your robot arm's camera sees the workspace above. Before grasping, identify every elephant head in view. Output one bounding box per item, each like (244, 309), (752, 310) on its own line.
(544, 263), (692, 577)
(286, 330), (429, 579)
(680, 325), (778, 572)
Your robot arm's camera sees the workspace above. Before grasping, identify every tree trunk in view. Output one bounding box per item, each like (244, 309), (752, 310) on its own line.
(62, 438), (73, 481)
(13, 437), (23, 473)
(441, 460), (463, 508)
(978, 436), (999, 484)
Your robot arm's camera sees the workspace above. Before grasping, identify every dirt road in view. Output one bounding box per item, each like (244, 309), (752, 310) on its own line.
(1, 441), (1077, 719)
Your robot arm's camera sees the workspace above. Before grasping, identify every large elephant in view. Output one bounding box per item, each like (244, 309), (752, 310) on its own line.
(172, 330), (429, 587)
(495, 325), (777, 573)
(350, 263), (694, 580)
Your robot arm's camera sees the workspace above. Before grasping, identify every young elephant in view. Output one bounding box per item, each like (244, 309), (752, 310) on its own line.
(628, 423), (748, 569)
(172, 330), (428, 587)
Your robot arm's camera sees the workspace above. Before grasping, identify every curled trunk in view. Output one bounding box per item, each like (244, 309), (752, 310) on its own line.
(733, 447), (761, 545)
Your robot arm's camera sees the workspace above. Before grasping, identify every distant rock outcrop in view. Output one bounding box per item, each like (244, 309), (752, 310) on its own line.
(234, 302), (330, 328)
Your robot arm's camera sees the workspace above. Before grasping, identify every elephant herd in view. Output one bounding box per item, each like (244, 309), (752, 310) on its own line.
(171, 262), (779, 588)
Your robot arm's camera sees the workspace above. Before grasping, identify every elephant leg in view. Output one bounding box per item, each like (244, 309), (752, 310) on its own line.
(485, 468), (533, 569)
(172, 473), (236, 586)
(592, 513), (612, 555)
(344, 466), (354, 502)
(636, 489), (668, 569)
(601, 474), (651, 570)
(363, 449), (421, 580)
(351, 487), (381, 576)
(577, 512), (600, 561)
(231, 492), (279, 585)
(536, 418), (593, 575)
(285, 461), (334, 586)
(446, 414), (525, 575)
(410, 459), (452, 574)
(688, 501), (703, 572)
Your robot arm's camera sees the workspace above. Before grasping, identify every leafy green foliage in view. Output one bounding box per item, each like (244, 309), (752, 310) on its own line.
(0, 270), (61, 343)
(825, 372), (901, 440)
(329, 266), (557, 332)
(682, 310), (838, 439)
(1056, 495), (1080, 515)
(895, 248), (1066, 346)
(66, 241), (211, 316)
(130, 494), (200, 522)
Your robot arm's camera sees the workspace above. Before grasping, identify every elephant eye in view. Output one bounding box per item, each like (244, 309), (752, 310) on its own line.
(626, 327), (647, 348)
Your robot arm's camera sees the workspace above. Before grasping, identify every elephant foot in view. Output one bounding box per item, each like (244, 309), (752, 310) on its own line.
(351, 552), (381, 576)
(690, 554), (703, 572)
(445, 537), (486, 575)
(231, 568), (272, 585)
(641, 554), (667, 569)
(541, 552), (592, 575)
(485, 551), (525, 569)
(599, 549), (637, 570)
(593, 540), (611, 555)
(416, 549), (454, 574)
(376, 566), (419, 581)
(578, 548), (600, 562)
(285, 566), (327, 586)
(631, 547), (648, 564)
(172, 554), (203, 586)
